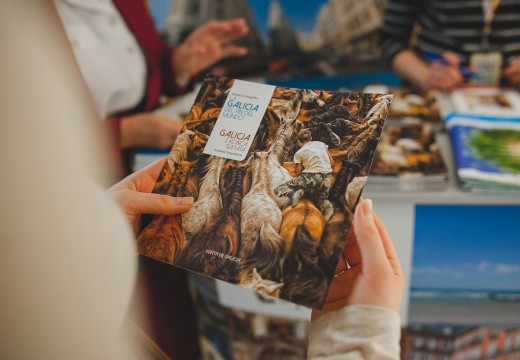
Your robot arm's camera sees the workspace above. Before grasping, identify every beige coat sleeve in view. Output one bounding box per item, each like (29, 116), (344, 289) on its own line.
(308, 304), (401, 360)
(0, 2), (137, 359)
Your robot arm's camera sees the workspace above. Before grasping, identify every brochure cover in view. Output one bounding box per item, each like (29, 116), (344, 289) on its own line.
(137, 74), (392, 309)
(189, 274), (310, 360)
(448, 117), (520, 192)
(369, 120), (448, 191)
(388, 88), (442, 127)
(441, 87), (520, 192)
(401, 205), (520, 359)
(448, 87), (520, 118)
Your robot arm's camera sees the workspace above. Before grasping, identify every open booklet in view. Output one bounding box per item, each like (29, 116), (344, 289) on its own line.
(136, 75), (392, 309)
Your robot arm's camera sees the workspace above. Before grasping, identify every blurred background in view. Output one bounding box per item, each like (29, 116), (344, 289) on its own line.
(148, 0), (388, 79)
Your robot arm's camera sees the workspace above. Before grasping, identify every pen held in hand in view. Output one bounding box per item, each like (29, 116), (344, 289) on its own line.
(424, 51), (476, 78)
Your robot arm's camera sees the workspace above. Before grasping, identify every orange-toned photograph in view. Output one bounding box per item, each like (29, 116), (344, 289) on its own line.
(136, 74), (391, 308)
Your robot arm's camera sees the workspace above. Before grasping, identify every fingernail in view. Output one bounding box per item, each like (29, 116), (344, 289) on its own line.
(353, 201), (364, 224)
(362, 199), (373, 219)
(177, 197), (194, 206)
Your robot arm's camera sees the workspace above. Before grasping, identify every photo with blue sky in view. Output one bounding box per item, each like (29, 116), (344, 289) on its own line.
(412, 205), (520, 291)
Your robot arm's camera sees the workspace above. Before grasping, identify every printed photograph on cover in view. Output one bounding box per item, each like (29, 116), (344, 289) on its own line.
(220, 281), (309, 359)
(370, 121), (447, 180)
(448, 119), (520, 192)
(225, 308), (308, 360)
(402, 206), (520, 359)
(466, 92), (512, 110)
(466, 129), (520, 175)
(136, 74), (392, 309)
(401, 324), (520, 359)
(190, 274), (310, 360)
(188, 274), (233, 360)
(449, 87), (520, 117)
(387, 88), (442, 126)
(215, 275), (311, 320)
(408, 206), (520, 327)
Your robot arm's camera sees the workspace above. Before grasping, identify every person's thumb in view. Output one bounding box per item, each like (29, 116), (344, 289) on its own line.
(354, 199), (386, 268)
(130, 192), (193, 216)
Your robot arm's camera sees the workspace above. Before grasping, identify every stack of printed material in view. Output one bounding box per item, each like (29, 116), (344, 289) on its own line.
(387, 87), (443, 129)
(368, 119), (449, 191)
(443, 87), (520, 192)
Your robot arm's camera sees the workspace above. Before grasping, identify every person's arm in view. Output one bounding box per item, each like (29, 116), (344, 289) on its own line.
(504, 57), (520, 86)
(308, 199), (404, 359)
(118, 113), (182, 149)
(393, 49), (463, 91)
(293, 163), (303, 176)
(379, 0), (420, 68)
(170, 19), (249, 86)
(308, 305), (401, 360)
(380, 0), (462, 91)
(293, 151), (303, 176)
(160, 46), (197, 96)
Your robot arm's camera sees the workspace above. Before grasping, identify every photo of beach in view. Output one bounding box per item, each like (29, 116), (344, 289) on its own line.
(401, 206), (520, 359)
(408, 205), (520, 326)
(410, 288), (520, 326)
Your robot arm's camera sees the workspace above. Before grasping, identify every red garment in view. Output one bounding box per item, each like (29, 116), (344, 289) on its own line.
(113, 0), (185, 112)
(107, 0), (192, 177)
(108, 3), (201, 359)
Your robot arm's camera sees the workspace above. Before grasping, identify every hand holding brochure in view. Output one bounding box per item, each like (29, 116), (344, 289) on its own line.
(136, 75), (392, 309)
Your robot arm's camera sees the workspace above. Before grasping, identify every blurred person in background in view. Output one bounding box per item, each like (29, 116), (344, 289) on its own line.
(380, 0), (520, 91)
(53, 0), (249, 176)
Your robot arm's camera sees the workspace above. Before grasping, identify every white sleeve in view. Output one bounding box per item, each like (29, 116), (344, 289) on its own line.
(293, 150), (302, 164)
(308, 304), (401, 360)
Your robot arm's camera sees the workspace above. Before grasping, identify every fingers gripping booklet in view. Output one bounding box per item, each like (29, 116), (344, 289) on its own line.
(137, 75), (392, 309)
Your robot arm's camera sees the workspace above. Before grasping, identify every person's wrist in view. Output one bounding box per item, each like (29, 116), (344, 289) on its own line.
(170, 46), (193, 86)
(120, 116), (138, 149)
(415, 64), (432, 92)
(174, 74), (191, 88)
